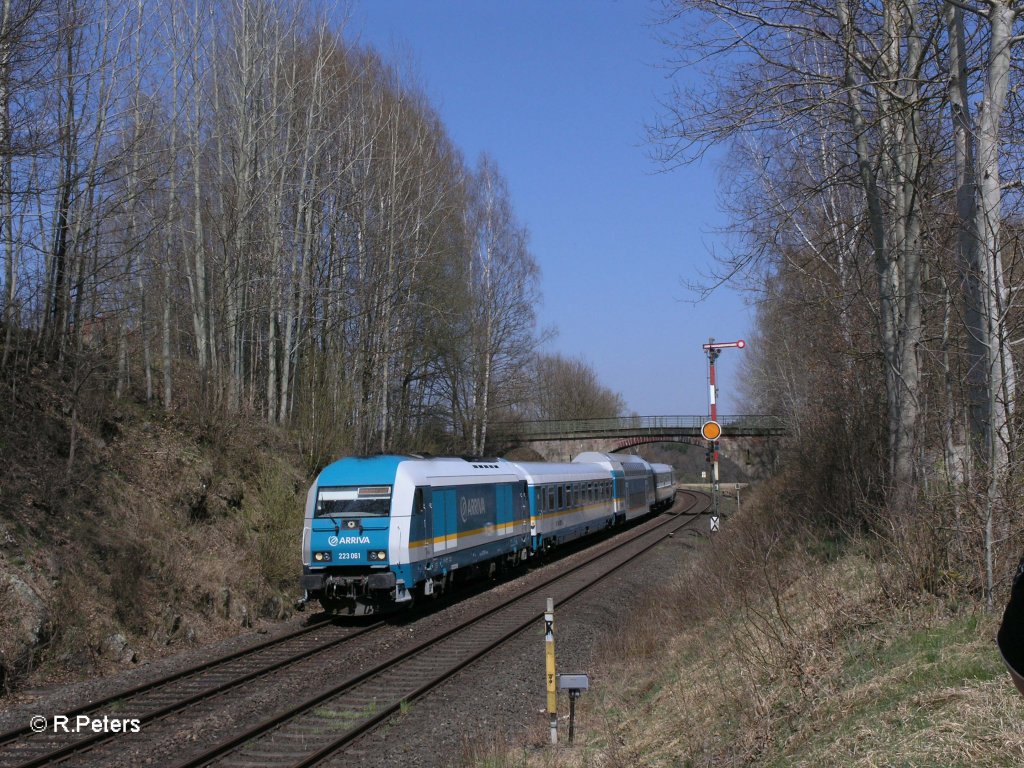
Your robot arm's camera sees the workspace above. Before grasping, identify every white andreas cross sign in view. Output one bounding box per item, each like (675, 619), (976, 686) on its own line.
(710, 516), (720, 532)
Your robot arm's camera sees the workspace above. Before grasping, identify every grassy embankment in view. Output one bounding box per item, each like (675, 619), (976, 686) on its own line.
(462, 488), (1024, 768)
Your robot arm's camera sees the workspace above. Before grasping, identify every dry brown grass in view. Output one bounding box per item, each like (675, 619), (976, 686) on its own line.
(0, 365), (309, 692)
(463, 488), (1022, 768)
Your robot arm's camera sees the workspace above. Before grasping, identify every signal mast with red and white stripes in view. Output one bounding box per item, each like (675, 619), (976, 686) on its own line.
(701, 338), (746, 530)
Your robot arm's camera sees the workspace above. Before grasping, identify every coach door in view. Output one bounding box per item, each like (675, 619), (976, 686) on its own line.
(518, 481), (529, 535)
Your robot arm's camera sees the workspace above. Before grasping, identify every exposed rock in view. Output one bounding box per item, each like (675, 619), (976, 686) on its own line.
(219, 586), (251, 626)
(4, 573), (51, 648)
(260, 594), (288, 621)
(101, 632), (137, 664)
(219, 587), (233, 619)
(163, 612), (184, 645)
(102, 632), (128, 656)
(158, 611), (196, 646)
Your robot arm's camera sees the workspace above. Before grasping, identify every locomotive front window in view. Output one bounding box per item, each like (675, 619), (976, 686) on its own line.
(316, 486), (392, 517)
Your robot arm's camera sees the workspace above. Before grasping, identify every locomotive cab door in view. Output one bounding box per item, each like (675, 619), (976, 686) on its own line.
(415, 486), (433, 561)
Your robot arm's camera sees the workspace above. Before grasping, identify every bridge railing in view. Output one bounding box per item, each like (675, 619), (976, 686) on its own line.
(491, 415), (787, 440)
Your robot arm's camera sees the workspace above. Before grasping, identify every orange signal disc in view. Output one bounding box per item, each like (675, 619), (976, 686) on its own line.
(701, 420), (722, 440)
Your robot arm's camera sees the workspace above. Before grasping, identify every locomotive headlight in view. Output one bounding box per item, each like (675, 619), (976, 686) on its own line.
(368, 549), (387, 561)
(313, 551), (332, 562)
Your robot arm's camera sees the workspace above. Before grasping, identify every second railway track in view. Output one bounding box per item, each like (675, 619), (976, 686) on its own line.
(0, 490), (710, 768)
(178, 491), (709, 768)
(0, 617), (383, 768)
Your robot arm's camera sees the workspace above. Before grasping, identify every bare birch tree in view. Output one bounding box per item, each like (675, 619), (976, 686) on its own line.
(946, 0), (1020, 605)
(655, 0), (949, 490)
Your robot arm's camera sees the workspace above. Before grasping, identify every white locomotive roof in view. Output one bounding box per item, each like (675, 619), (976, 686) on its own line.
(396, 456), (522, 486)
(507, 461), (609, 484)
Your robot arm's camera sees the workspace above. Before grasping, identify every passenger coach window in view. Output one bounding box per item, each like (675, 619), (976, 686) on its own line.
(557, 486), (564, 509)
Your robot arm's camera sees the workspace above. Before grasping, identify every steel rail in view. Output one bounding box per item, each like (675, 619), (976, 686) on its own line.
(290, 498), (709, 768)
(174, 491), (709, 768)
(0, 615), (333, 749)
(0, 619), (383, 768)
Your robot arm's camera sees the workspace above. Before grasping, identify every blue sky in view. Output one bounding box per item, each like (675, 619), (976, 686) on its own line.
(352, 1), (754, 416)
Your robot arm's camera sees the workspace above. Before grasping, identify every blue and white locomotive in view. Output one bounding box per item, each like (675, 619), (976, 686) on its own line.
(300, 452), (677, 615)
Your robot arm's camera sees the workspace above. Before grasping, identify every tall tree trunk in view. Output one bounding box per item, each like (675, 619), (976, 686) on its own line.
(948, 1), (985, 469)
(186, 0), (210, 395)
(975, 0), (1017, 607)
(0, 0), (13, 359)
(839, 0), (923, 491)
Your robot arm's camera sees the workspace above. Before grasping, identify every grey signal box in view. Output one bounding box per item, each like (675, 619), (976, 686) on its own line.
(557, 673), (589, 691)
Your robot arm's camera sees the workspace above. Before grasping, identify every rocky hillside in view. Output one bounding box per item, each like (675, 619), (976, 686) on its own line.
(0, 357), (307, 694)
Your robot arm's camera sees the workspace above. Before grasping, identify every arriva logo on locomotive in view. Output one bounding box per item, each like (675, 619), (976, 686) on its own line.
(327, 535), (371, 546)
(459, 495), (489, 524)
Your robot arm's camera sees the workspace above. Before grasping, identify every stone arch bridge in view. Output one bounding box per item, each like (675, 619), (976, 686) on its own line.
(491, 415), (786, 478)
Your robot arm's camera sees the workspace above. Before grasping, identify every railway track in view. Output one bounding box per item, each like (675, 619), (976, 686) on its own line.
(0, 490), (708, 768)
(0, 617), (382, 768)
(175, 491), (709, 768)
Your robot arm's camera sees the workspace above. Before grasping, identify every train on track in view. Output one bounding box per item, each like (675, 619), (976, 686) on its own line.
(299, 452), (677, 615)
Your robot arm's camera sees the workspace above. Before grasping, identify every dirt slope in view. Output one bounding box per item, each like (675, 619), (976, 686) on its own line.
(0, 359), (306, 695)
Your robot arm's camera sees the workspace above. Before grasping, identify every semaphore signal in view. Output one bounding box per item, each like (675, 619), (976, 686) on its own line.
(702, 339), (746, 350)
(703, 338), (746, 531)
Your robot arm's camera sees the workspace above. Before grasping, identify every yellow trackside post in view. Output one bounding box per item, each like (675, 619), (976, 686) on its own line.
(545, 597), (557, 744)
